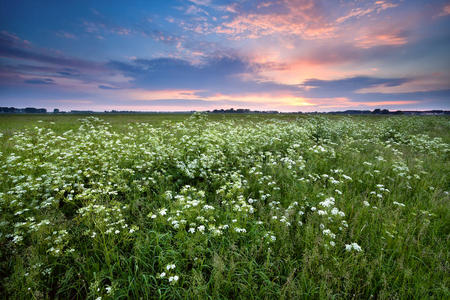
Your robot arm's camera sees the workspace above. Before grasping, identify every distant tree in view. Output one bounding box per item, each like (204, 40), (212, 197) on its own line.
(372, 108), (381, 114)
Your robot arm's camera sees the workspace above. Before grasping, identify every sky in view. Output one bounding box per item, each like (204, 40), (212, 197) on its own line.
(0, 0), (449, 112)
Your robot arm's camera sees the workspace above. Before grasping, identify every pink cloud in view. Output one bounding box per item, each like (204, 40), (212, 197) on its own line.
(336, 1), (398, 23)
(336, 8), (374, 24)
(216, 14), (335, 40)
(355, 32), (407, 48)
(0, 30), (32, 46)
(375, 1), (398, 11)
(244, 52), (353, 85)
(215, 0), (335, 40)
(438, 4), (450, 17)
(56, 31), (77, 39)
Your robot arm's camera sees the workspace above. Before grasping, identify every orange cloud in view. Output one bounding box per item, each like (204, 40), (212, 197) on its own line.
(438, 4), (450, 17)
(216, 14), (335, 40)
(336, 1), (398, 23)
(215, 0), (335, 40)
(355, 32), (407, 48)
(252, 59), (351, 85)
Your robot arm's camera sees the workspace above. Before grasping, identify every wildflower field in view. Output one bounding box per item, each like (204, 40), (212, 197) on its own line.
(0, 113), (449, 299)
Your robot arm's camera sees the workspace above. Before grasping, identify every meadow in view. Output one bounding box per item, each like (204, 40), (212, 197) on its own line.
(0, 113), (449, 299)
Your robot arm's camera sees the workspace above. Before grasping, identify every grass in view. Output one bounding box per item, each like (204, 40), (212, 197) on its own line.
(0, 113), (449, 299)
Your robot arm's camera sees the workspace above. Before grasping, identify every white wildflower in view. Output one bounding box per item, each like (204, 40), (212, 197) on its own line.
(345, 242), (362, 252)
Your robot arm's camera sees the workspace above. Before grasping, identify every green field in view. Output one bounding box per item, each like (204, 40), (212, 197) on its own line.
(0, 114), (449, 299)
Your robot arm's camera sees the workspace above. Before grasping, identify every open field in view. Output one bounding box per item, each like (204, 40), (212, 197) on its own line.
(0, 114), (449, 299)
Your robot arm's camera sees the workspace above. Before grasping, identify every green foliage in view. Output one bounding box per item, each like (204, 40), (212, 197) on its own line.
(0, 115), (449, 299)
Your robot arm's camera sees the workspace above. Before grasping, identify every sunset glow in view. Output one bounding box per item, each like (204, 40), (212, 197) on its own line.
(1, 0), (449, 111)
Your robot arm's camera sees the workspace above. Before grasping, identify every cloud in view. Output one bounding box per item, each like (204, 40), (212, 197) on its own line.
(305, 76), (410, 89)
(0, 30), (113, 91)
(0, 31), (135, 95)
(130, 89), (203, 100)
(82, 20), (132, 37)
(302, 76), (411, 97)
(98, 85), (121, 90)
(56, 31), (77, 39)
(355, 32), (407, 48)
(114, 27), (131, 35)
(297, 75), (450, 109)
(130, 99), (219, 107)
(242, 34), (422, 86)
(51, 99), (93, 104)
(24, 78), (55, 84)
(108, 54), (309, 97)
(437, 4), (450, 17)
(205, 0), (410, 89)
(336, 8), (374, 24)
(0, 30), (31, 47)
(0, 45), (89, 68)
(109, 56), (247, 90)
(185, 5), (209, 16)
(212, 0), (399, 41)
(0, 34), (104, 70)
(82, 21), (102, 33)
(336, 1), (398, 23)
(108, 72), (448, 111)
(1, 1), (448, 112)
(139, 28), (181, 44)
(350, 89), (450, 103)
(375, 1), (398, 11)
(214, 0), (335, 40)
(188, 0), (211, 6)
(57, 69), (80, 77)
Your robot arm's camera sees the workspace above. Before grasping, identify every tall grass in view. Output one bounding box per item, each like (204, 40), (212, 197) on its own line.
(0, 114), (449, 298)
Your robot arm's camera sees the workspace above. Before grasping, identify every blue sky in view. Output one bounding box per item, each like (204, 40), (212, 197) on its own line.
(0, 0), (449, 111)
